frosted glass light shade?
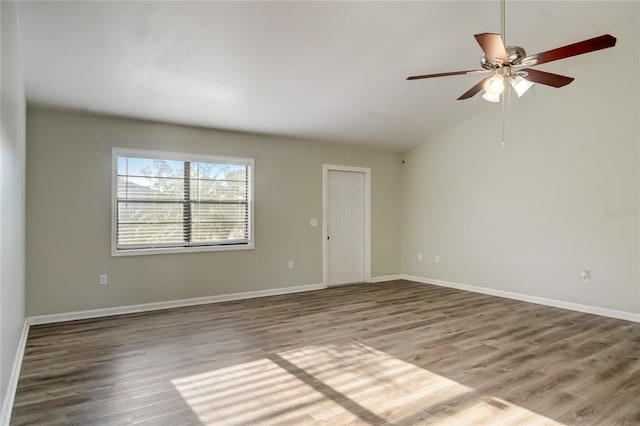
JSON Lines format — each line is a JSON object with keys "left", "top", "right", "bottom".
{"left": 510, "top": 76, "right": 534, "bottom": 97}
{"left": 483, "top": 74, "right": 505, "bottom": 95}
{"left": 482, "top": 91, "right": 501, "bottom": 102}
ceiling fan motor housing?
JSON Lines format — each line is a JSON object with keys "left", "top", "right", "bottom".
{"left": 481, "top": 45, "right": 527, "bottom": 69}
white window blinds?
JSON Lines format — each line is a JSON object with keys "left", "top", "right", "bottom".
{"left": 113, "top": 149, "right": 253, "bottom": 254}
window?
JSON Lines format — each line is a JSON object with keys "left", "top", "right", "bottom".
{"left": 112, "top": 148, "right": 253, "bottom": 256}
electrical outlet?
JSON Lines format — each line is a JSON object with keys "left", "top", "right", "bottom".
{"left": 435, "top": 256, "right": 440, "bottom": 264}
{"left": 418, "top": 253, "right": 423, "bottom": 262}
{"left": 100, "top": 274, "right": 108, "bottom": 285}
{"left": 288, "top": 261, "right": 294, "bottom": 270}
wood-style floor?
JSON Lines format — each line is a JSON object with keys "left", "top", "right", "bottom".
{"left": 11, "top": 280, "right": 640, "bottom": 425}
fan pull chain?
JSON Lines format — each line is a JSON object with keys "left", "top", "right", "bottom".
{"left": 503, "top": 80, "right": 511, "bottom": 147}
{"left": 501, "top": 0, "right": 507, "bottom": 147}
{"left": 501, "top": 92, "right": 506, "bottom": 147}
{"left": 508, "top": 82, "right": 512, "bottom": 130}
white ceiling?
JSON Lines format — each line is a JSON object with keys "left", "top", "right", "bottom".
{"left": 16, "top": 1, "right": 633, "bottom": 151}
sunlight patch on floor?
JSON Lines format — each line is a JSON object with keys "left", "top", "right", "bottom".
{"left": 171, "top": 341, "right": 565, "bottom": 425}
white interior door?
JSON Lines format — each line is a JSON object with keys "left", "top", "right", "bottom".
{"left": 327, "top": 170, "right": 365, "bottom": 286}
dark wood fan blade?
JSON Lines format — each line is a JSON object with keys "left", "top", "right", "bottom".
{"left": 457, "top": 77, "right": 491, "bottom": 100}
{"left": 406, "top": 69, "right": 485, "bottom": 80}
{"left": 474, "top": 33, "right": 508, "bottom": 63}
{"left": 523, "top": 34, "right": 616, "bottom": 66}
{"left": 521, "top": 68, "right": 574, "bottom": 87}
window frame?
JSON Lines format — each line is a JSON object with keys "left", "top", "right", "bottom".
{"left": 111, "top": 147, "right": 254, "bottom": 257}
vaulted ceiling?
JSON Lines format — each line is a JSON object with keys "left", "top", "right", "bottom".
{"left": 17, "top": 1, "right": 634, "bottom": 151}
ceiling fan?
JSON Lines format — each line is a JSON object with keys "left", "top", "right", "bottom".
{"left": 406, "top": 7, "right": 616, "bottom": 102}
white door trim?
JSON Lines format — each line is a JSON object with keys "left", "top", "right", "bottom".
{"left": 323, "top": 164, "right": 371, "bottom": 287}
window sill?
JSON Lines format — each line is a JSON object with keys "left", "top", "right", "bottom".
{"left": 111, "top": 243, "right": 254, "bottom": 257}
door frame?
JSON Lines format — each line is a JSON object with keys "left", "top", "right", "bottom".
{"left": 323, "top": 164, "right": 371, "bottom": 288}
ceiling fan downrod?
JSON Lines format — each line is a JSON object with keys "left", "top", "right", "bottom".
{"left": 501, "top": 0, "right": 506, "bottom": 44}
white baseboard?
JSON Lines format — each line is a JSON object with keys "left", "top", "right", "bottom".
{"left": 1, "top": 321, "right": 29, "bottom": 426}
{"left": 403, "top": 274, "right": 640, "bottom": 323}
{"left": 371, "top": 275, "right": 404, "bottom": 283}
{"left": 28, "top": 283, "right": 325, "bottom": 325}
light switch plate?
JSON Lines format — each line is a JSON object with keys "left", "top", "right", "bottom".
{"left": 310, "top": 218, "right": 318, "bottom": 227}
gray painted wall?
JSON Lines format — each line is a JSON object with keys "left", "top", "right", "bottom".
{"left": 21, "top": 0, "right": 640, "bottom": 336}
{"left": 401, "top": 1, "right": 639, "bottom": 314}
{"left": 26, "top": 109, "right": 402, "bottom": 316}
{"left": 0, "top": 0, "right": 26, "bottom": 411}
